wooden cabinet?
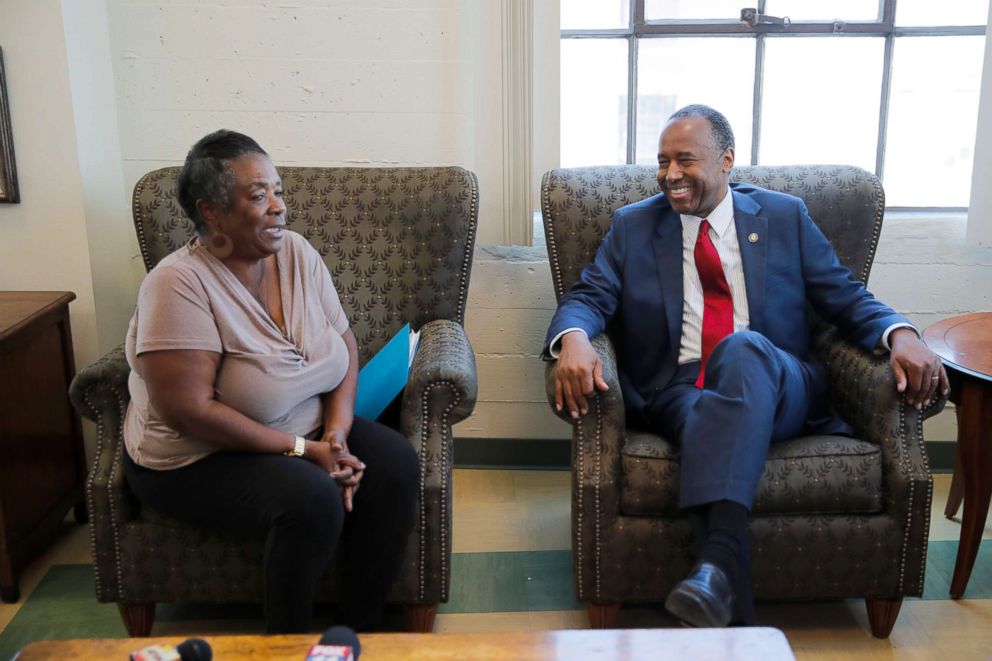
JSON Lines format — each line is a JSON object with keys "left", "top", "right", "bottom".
{"left": 0, "top": 291, "right": 86, "bottom": 602}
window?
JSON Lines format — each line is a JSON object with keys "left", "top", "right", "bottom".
{"left": 560, "top": 0, "right": 988, "bottom": 208}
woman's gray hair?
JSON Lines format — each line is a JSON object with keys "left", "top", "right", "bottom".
{"left": 176, "top": 130, "right": 268, "bottom": 233}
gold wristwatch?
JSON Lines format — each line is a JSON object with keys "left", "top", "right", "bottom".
{"left": 285, "top": 435, "right": 306, "bottom": 457}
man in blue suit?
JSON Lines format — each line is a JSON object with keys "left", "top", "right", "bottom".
{"left": 545, "top": 105, "right": 948, "bottom": 628}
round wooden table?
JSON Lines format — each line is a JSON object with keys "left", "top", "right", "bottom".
{"left": 923, "top": 312, "right": 992, "bottom": 599}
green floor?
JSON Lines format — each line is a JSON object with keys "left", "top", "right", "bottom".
{"left": 2, "top": 542, "right": 989, "bottom": 659}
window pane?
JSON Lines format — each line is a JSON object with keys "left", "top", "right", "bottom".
{"left": 645, "top": 0, "right": 743, "bottom": 21}
{"left": 896, "top": 0, "right": 989, "bottom": 26}
{"left": 764, "top": 1, "right": 879, "bottom": 21}
{"left": 636, "top": 38, "right": 755, "bottom": 165}
{"left": 885, "top": 36, "right": 984, "bottom": 207}
{"left": 561, "top": 0, "right": 629, "bottom": 30}
{"left": 560, "top": 39, "right": 629, "bottom": 167}
{"left": 760, "top": 37, "right": 883, "bottom": 171}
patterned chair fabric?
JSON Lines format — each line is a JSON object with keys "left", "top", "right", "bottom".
{"left": 70, "top": 166, "right": 479, "bottom": 635}
{"left": 541, "top": 164, "right": 945, "bottom": 636}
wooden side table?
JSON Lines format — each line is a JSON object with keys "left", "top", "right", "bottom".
{"left": 923, "top": 312, "right": 992, "bottom": 599}
{"left": 0, "top": 291, "right": 87, "bottom": 602}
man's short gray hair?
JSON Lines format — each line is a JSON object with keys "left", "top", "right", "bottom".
{"left": 668, "top": 104, "right": 735, "bottom": 153}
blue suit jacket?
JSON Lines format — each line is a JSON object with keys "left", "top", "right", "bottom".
{"left": 546, "top": 183, "right": 909, "bottom": 433}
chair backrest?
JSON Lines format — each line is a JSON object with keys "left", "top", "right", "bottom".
{"left": 132, "top": 166, "right": 479, "bottom": 363}
{"left": 541, "top": 164, "right": 884, "bottom": 300}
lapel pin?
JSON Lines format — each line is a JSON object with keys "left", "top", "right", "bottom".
{"left": 747, "top": 232, "right": 759, "bottom": 244}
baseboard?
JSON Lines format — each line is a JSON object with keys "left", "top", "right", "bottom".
{"left": 455, "top": 438, "right": 957, "bottom": 473}
{"left": 926, "top": 441, "right": 955, "bottom": 473}
{"left": 454, "top": 437, "right": 570, "bottom": 470}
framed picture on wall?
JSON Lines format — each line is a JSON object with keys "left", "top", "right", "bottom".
{"left": 0, "top": 47, "right": 19, "bottom": 204}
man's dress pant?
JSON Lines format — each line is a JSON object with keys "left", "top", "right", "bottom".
{"left": 646, "top": 330, "right": 817, "bottom": 510}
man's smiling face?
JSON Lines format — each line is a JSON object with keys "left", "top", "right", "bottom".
{"left": 657, "top": 116, "right": 735, "bottom": 218}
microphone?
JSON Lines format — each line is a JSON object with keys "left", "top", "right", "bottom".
{"left": 129, "top": 638, "right": 212, "bottom": 661}
{"left": 304, "top": 625, "right": 361, "bottom": 660}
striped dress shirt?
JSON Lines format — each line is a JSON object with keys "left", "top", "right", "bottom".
{"left": 677, "top": 186, "right": 749, "bottom": 364}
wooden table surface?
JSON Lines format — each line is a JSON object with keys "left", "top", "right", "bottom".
{"left": 14, "top": 627, "right": 795, "bottom": 660}
{"left": 924, "top": 312, "right": 992, "bottom": 382}
{"left": 0, "top": 291, "right": 76, "bottom": 343}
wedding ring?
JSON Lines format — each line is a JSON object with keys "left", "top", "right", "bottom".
{"left": 930, "top": 375, "right": 940, "bottom": 382}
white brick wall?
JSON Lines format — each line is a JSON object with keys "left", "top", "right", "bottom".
{"left": 106, "top": 0, "right": 474, "bottom": 215}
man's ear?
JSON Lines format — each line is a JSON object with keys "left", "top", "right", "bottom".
{"left": 722, "top": 147, "right": 735, "bottom": 173}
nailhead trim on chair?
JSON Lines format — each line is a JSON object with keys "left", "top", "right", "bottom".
{"left": 132, "top": 178, "right": 155, "bottom": 273}
{"left": 87, "top": 411, "right": 105, "bottom": 598}
{"left": 574, "top": 419, "right": 585, "bottom": 599}
{"left": 454, "top": 172, "right": 479, "bottom": 325}
{"left": 540, "top": 171, "right": 566, "bottom": 299}
{"left": 593, "top": 397, "right": 603, "bottom": 601}
{"left": 894, "top": 397, "right": 936, "bottom": 594}
{"left": 915, "top": 404, "right": 934, "bottom": 593}
{"left": 575, "top": 395, "right": 607, "bottom": 602}
{"left": 897, "top": 398, "right": 912, "bottom": 593}
{"left": 416, "top": 382, "right": 460, "bottom": 601}
{"left": 860, "top": 175, "right": 885, "bottom": 284}
{"left": 82, "top": 387, "right": 128, "bottom": 601}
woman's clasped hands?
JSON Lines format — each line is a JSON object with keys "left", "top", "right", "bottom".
{"left": 305, "top": 430, "right": 365, "bottom": 512}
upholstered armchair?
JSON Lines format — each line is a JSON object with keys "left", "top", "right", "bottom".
{"left": 541, "top": 165, "right": 945, "bottom": 638}
{"left": 69, "top": 166, "right": 478, "bottom": 636}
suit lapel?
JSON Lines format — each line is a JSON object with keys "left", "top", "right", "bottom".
{"left": 653, "top": 209, "right": 684, "bottom": 367}
{"left": 733, "top": 193, "right": 768, "bottom": 336}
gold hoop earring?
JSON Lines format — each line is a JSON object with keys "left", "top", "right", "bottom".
{"left": 207, "top": 231, "right": 233, "bottom": 259}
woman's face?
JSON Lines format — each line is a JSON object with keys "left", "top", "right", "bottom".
{"left": 205, "top": 153, "right": 287, "bottom": 261}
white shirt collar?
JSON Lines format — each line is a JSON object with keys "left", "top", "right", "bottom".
{"left": 681, "top": 185, "right": 734, "bottom": 237}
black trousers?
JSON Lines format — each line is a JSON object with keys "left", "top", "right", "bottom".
{"left": 123, "top": 416, "right": 419, "bottom": 634}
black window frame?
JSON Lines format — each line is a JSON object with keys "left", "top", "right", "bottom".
{"left": 560, "top": 0, "right": 987, "bottom": 211}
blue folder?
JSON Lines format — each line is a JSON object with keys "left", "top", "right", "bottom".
{"left": 355, "top": 323, "right": 419, "bottom": 420}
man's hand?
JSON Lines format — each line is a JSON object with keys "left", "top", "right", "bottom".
{"left": 889, "top": 327, "right": 949, "bottom": 410}
{"left": 554, "top": 331, "right": 609, "bottom": 418}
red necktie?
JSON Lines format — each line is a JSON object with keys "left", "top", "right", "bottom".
{"left": 694, "top": 219, "right": 734, "bottom": 388}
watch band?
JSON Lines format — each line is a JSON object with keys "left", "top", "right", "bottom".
{"left": 285, "top": 435, "right": 306, "bottom": 457}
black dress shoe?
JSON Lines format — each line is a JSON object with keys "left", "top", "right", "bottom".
{"left": 664, "top": 561, "right": 734, "bottom": 628}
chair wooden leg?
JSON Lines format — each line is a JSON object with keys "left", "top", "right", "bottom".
{"left": 404, "top": 604, "right": 437, "bottom": 633}
{"left": 865, "top": 597, "right": 902, "bottom": 639}
{"left": 586, "top": 602, "right": 620, "bottom": 629}
{"left": 118, "top": 602, "right": 156, "bottom": 637}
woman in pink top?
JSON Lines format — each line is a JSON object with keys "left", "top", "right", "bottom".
{"left": 122, "top": 130, "right": 418, "bottom": 634}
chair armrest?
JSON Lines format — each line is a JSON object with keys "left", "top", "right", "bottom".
{"left": 813, "top": 323, "right": 947, "bottom": 438}
{"left": 812, "top": 323, "right": 944, "bottom": 501}
{"left": 545, "top": 333, "right": 626, "bottom": 491}
{"left": 401, "top": 319, "right": 477, "bottom": 430}
{"left": 396, "top": 319, "right": 476, "bottom": 604}
{"left": 68, "top": 345, "right": 134, "bottom": 602}
{"left": 544, "top": 333, "right": 625, "bottom": 423}
{"left": 69, "top": 344, "right": 131, "bottom": 423}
